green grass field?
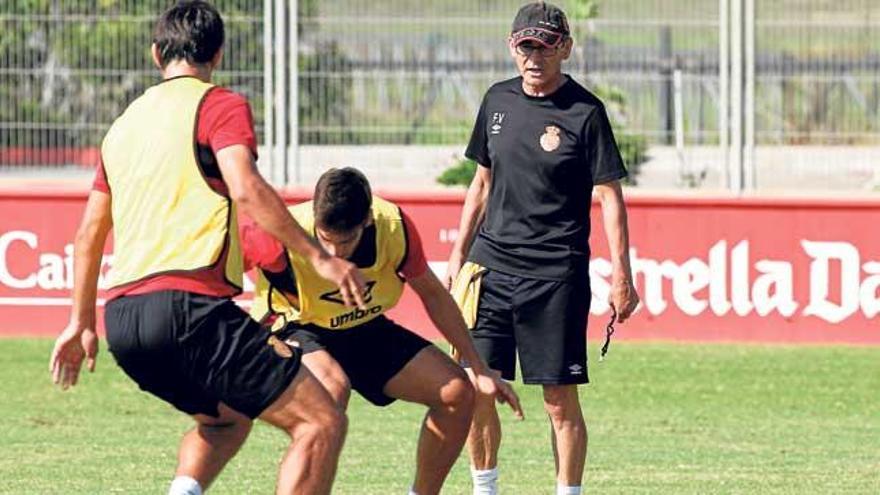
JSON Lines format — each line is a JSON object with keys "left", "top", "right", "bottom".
{"left": 2, "top": 339, "right": 878, "bottom": 494}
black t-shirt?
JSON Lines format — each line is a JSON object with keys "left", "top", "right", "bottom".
{"left": 465, "top": 75, "right": 627, "bottom": 280}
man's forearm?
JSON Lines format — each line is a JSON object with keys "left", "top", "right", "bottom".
{"left": 69, "top": 192, "right": 112, "bottom": 328}
{"left": 600, "top": 188, "right": 633, "bottom": 281}
{"left": 449, "top": 170, "right": 488, "bottom": 259}
{"left": 235, "top": 175, "right": 323, "bottom": 262}
{"left": 597, "top": 182, "right": 641, "bottom": 320}
{"left": 70, "top": 228, "right": 106, "bottom": 326}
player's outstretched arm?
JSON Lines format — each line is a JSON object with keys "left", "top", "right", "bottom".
{"left": 217, "top": 145, "right": 366, "bottom": 308}
{"left": 594, "top": 180, "right": 640, "bottom": 322}
{"left": 50, "top": 190, "right": 111, "bottom": 389}
{"left": 444, "top": 164, "right": 490, "bottom": 289}
{"left": 408, "top": 270, "right": 524, "bottom": 419}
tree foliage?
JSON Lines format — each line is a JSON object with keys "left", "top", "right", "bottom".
{"left": 0, "top": 1, "right": 265, "bottom": 153}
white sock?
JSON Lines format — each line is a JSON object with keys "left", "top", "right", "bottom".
{"left": 407, "top": 488, "right": 419, "bottom": 495}
{"left": 168, "top": 475, "right": 202, "bottom": 495}
{"left": 556, "top": 484, "right": 581, "bottom": 495}
{"left": 471, "top": 466, "right": 498, "bottom": 495}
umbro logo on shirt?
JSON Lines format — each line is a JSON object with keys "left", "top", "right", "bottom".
{"left": 491, "top": 112, "right": 505, "bottom": 135}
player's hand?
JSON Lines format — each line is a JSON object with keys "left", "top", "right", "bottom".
{"left": 49, "top": 321, "right": 99, "bottom": 390}
{"left": 313, "top": 254, "right": 367, "bottom": 308}
{"left": 443, "top": 253, "right": 464, "bottom": 290}
{"left": 469, "top": 367, "right": 524, "bottom": 420}
{"left": 609, "top": 278, "right": 639, "bottom": 323}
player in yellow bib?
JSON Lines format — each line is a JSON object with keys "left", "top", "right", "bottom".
{"left": 49, "top": 3, "right": 367, "bottom": 494}
{"left": 243, "top": 168, "right": 523, "bottom": 495}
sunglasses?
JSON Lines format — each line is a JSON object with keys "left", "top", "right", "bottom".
{"left": 514, "top": 41, "right": 563, "bottom": 57}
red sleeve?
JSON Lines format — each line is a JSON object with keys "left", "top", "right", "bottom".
{"left": 238, "top": 213, "right": 287, "bottom": 273}
{"left": 198, "top": 88, "right": 258, "bottom": 158}
{"left": 399, "top": 210, "right": 429, "bottom": 279}
{"left": 91, "top": 156, "right": 109, "bottom": 193}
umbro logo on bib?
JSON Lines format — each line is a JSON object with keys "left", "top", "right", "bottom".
{"left": 320, "top": 280, "right": 377, "bottom": 305}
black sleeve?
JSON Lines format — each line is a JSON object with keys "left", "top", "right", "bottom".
{"left": 584, "top": 104, "right": 628, "bottom": 185}
{"left": 464, "top": 94, "right": 491, "bottom": 168}
{"left": 262, "top": 261, "right": 298, "bottom": 298}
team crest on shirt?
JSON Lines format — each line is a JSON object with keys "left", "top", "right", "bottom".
{"left": 540, "top": 125, "right": 562, "bottom": 152}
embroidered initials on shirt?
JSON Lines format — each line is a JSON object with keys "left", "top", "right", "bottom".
{"left": 491, "top": 112, "right": 506, "bottom": 135}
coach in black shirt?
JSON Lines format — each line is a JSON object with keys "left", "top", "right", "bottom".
{"left": 445, "top": 3, "right": 640, "bottom": 494}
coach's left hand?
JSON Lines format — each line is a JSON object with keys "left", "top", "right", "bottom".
{"left": 610, "top": 278, "right": 640, "bottom": 323}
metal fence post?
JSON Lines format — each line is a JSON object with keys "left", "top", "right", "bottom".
{"left": 289, "top": 0, "right": 300, "bottom": 185}
{"left": 730, "top": 0, "right": 744, "bottom": 194}
{"left": 660, "top": 26, "right": 674, "bottom": 145}
{"left": 720, "top": 0, "right": 730, "bottom": 190}
{"left": 262, "top": 0, "right": 275, "bottom": 180}
{"left": 674, "top": 68, "right": 687, "bottom": 181}
{"left": 273, "top": 0, "right": 288, "bottom": 185}
{"left": 744, "top": 0, "right": 756, "bottom": 190}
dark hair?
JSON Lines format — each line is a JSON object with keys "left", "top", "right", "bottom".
{"left": 313, "top": 168, "right": 373, "bottom": 232}
{"left": 153, "top": 1, "right": 224, "bottom": 68}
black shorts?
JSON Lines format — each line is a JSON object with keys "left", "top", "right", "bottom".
{"left": 278, "top": 315, "right": 431, "bottom": 406}
{"left": 104, "top": 290, "right": 302, "bottom": 419}
{"left": 471, "top": 269, "right": 590, "bottom": 385}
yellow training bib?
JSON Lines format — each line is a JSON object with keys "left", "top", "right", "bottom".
{"left": 251, "top": 196, "right": 407, "bottom": 330}
{"left": 101, "top": 77, "right": 242, "bottom": 291}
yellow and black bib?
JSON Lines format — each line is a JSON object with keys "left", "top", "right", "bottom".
{"left": 251, "top": 196, "right": 407, "bottom": 330}
{"left": 101, "top": 77, "right": 242, "bottom": 290}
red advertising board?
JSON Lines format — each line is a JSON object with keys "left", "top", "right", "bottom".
{"left": 1, "top": 188, "right": 878, "bottom": 344}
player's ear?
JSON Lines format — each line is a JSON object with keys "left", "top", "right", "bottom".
{"left": 151, "top": 43, "right": 163, "bottom": 70}
{"left": 210, "top": 47, "right": 224, "bottom": 70}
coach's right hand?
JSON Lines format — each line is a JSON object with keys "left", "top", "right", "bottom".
{"left": 443, "top": 252, "right": 464, "bottom": 291}
{"left": 313, "top": 253, "right": 367, "bottom": 308}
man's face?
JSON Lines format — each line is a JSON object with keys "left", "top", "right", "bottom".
{"left": 508, "top": 37, "right": 572, "bottom": 88}
{"left": 315, "top": 219, "right": 369, "bottom": 260}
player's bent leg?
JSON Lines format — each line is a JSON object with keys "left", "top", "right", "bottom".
{"left": 259, "top": 366, "right": 348, "bottom": 495}
{"left": 383, "top": 346, "right": 475, "bottom": 495}
{"left": 543, "top": 384, "right": 587, "bottom": 489}
{"left": 302, "top": 349, "right": 352, "bottom": 410}
{"left": 172, "top": 403, "right": 252, "bottom": 494}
